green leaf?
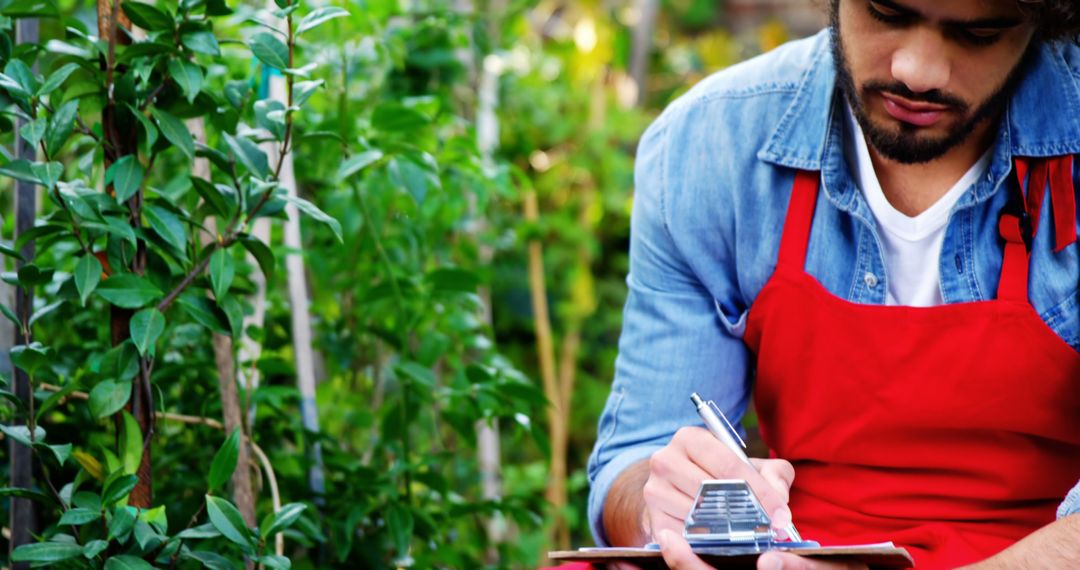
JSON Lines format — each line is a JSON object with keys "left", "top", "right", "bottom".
{"left": 181, "top": 30, "right": 220, "bottom": 56}
{"left": 191, "top": 177, "right": 233, "bottom": 217}
{"left": 140, "top": 504, "right": 168, "bottom": 533}
{"left": 75, "top": 254, "right": 103, "bottom": 306}
{"left": 133, "top": 519, "right": 163, "bottom": 550}
{"left": 1, "top": 303, "right": 21, "bottom": 328}
{"left": 184, "top": 550, "right": 232, "bottom": 569}
{"left": 0, "top": 486, "right": 51, "bottom": 503}
{"left": 28, "top": 300, "right": 62, "bottom": 327}
{"left": 292, "top": 79, "right": 323, "bottom": 107}
{"left": 207, "top": 427, "right": 240, "bottom": 492}
{"left": 386, "top": 503, "right": 413, "bottom": 557}
{"left": 168, "top": 59, "right": 203, "bottom": 103}
{"left": 45, "top": 99, "right": 79, "bottom": 157}
{"left": 336, "top": 149, "right": 383, "bottom": 182}
{"left": 130, "top": 308, "right": 164, "bottom": 357}
{"left": 101, "top": 341, "right": 141, "bottom": 382}
{"left": 121, "top": 2, "right": 173, "bottom": 31}
{"left": 2, "top": 59, "right": 37, "bottom": 97}
{"left": 257, "top": 555, "right": 291, "bottom": 570}
{"left": 0, "top": 158, "right": 42, "bottom": 184}
{"left": 296, "top": 6, "right": 348, "bottom": 36}
{"left": 209, "top": 248, "right": 234, "bottom": 300}
{"left": 16, "top": 263, "right": 53, "bottom": 287}
{"left": 254, "top": 99, "right": 286, "bottom": 141}
{"left": 1, "top": 0, "right": 59, "bottom": 17}
{"left": 223, "top": 133, "right": 269, "bottom": 178}
{"left": 59, "top": 507, "right": 100, "bottom": 526}
{"left": 96, "top": 273, "right": 162, "bottom": 309}
{"left": 204, "top": 0, "right": 231, "bottom": 16}
{"left": 102, "top": 473, "right": 138, "bottom": 506}
{"left": 19, "top": 117, "right": 46, "bottom": 149}
{"left": 0, "top": 424, "right": 46, "bottom": 446}
{"left": 395, "top": 361, "right": 435, "bottom": 388}
{"left": 106, "top": 155, "right": 144, "bottom": 203}
{"left": 238, "top": 234, "right": 274, "bottom": 280}
{"left": 11, "top": 542, "right": 83, "bottom": 563}
{"left": 11, "top": 342, "right": 49, "bottom": 375}
{"left": 284, "top": 194, "right": 342, "bottom": 243}
{"left": 119, "top": 410, "right": 144, "bottom": 474}
{"left": 150, "top": 107, "right": 194, "bottom": 160}
{"left": 30, "top": 161, "right": 62, "bottom": 190}
{"left": 82, "top": 539, "right": 108, "bottom": 559}
{"left": 89, "top": 379, "right": 132, "bottom": 419}
{"left": 248, "top": 31, "right": 288, "bottom": 70}
{"left": 143, "top": 204, "right": 187, "bottom": 251}
{"left": 259, "top": 502, "right": 306, "bottom": 539}
{"left": 108, "top": 505, "right": 137, "bottom": 540}
{"left": 177, "top": 293, "right": 229, "bottom": 334}
{"left": 126, "top": 103, "right": 158, "bottom": 157}
{"left": 221, "top": 295, "right": 243, "bottom": 338}
{"left": 37, "top": 62, "right": 80, "bottom": 96}
{"left": 205, "top": 495, "right": 255, "bottom": 548}
{"left": 35, "top": 442, "right": 72, "bottom": 466}
{"left": 0, "top": 242, "right": 25, "bottom": 261}
{"left": 176, "top": 522, "right": 220, "bottom": 539}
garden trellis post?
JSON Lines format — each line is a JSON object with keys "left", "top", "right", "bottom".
{"left": 266, "top": 59, "right": 326, "bottom": 501}
{"left": 630, "top": 0, "right": 658, "bottom": 106}
{"left": 8, "top": 15, "right": 39, "bottom": 564}
{"left": 189, "top": 117, "right": 258, "bottom": 530}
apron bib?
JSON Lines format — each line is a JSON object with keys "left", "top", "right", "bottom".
{"left": 743, "top": 161, "right": 1080, "bottom": 568}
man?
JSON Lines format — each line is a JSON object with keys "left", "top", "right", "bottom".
{"left": 587, "top": 0, "right": 1080, "bottom": 568}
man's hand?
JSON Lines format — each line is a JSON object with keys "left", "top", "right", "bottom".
{"left": 643, "top": 426, "right": 796, "bottom": 541}
{"left": 657, "top": 529, "right": 868, "bottom": 570}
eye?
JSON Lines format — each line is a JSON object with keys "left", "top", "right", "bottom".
{"left": 956, "top": 27, "right": 1003, "bottom": 46}
{"left": 867, "top": 1, "right": 914, "bottom": 25}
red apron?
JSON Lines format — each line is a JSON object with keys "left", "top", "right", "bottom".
{"left": 744, "top": 159, "right": 1080, "bottom": 568}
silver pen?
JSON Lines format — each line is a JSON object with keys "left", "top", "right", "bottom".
{"left": 690, "top": 392, "right": 803, "bottom": 542}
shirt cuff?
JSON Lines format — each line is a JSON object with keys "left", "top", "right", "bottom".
{"left": 1057, "top": 480, "right": 1080, "bottom": 519}
{"left": 587, "top": 444, "right": 665, "bottom": 547}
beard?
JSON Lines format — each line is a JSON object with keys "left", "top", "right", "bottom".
{"left": 829, "top": 6, "right": 1033, "bottom": 165}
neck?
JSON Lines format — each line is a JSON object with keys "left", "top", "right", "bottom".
{"left": 870, "top": 121, "right": 997, "bottom": 217}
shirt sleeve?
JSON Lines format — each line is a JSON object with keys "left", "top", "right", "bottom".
{"left": 1058, "top": 479, "right": 1080, "bottom": 519}
{"left": 585, "top": 112, "right": 752, "bottom": 546}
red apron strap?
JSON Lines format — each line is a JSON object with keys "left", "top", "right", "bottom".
{"left": 777, "top": 170, "right": 820, "bottom": 271}
{"left": 997, "top": 213, "right": 1030, "bottom": 302}
{"left": 997, "top": 158, "right": 1037, "bottom": 302}
{"left": 1014, "top": 157, "right": 1030, "bottom": 194}
{"left": 1049, "top": 155, "right": 1077, "bottom": 252}
{"left": 1025, "top": 160, "right": 1049, "bottom": 237}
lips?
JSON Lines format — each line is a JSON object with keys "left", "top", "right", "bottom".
{"left": 880, "top": 93, "right": 949, "bottom": 127}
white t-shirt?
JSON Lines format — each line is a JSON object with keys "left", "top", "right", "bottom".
{"left": 844, "top": 107, "right": 992, "bottom": 307}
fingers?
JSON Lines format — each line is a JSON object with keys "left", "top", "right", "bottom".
{"left": 657, "top": 529, "right": 714, "bottom": 570}
{"left": 757, "top": 552, "right": 869, "bottom": 570}
{"left": 672, "top": 428, "right": 794, "bottom": 529}
{"left": 644, "top": 427, "right": 799, "bottom": 540}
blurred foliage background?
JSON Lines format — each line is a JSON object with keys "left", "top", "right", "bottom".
{"left": 0, "top": 0, "right": 823, "bottom": 567}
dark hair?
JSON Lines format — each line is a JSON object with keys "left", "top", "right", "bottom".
{"left": 1019, "top": 0, "right": 1080, "bottom": 43}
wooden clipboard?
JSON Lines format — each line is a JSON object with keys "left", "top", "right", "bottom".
{"left": 547, "top": 544, "right": 914, "bottom": 569}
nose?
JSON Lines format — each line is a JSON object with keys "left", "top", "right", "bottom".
{"left": 891, "top": 29, "right": 950, "bottom": 94}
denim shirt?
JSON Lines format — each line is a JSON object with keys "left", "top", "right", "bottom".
{"left": 587, "top": 29, "right": 1080, "bottom": 545}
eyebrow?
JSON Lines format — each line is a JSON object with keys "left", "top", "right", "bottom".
{"left": 871, "top": 0, "right": 1026, "bottom": 28}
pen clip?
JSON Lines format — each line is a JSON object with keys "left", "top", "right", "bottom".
{"left": 708, "top": 399, "right": 746, "bottom": 449}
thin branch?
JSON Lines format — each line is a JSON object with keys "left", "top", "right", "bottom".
{"left": 155, "top": 244, "right": 217, "bottom": 312}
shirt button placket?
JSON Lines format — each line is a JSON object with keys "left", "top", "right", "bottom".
{"left": 864, "top": 272, "right": 879, "bottom": 289}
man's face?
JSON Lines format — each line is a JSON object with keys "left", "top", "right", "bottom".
{"left": 833, "top": 0, "right": 1037, "bottom": 164}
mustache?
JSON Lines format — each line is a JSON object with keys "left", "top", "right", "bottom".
{"left": 863, "top": 80, "right": 968, "bottom": 111}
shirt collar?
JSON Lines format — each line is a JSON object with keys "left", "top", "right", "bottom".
{"left": 758, "top": 32, "right": 1080, "bottom": 171}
